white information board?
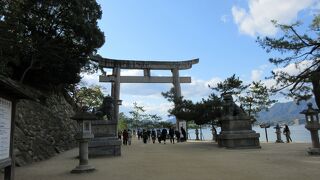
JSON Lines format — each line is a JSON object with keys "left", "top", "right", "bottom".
{"left": 0, "top": 97, "right": 12, "bottom": 161}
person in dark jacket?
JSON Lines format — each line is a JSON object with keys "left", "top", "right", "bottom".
{"left": 175, "top": 129, "right": 181, "bottom": 143}
{"left": 283, "top": 124, "right": 292, "bottom": 143}
{"left": 122, "top": 130, "right": 128, "bottom": 145}
{"left": 157, "top": 129, "right": 162, "bottom": 143}
{"left": 118, "top": 131, "right": 122, "bottom": 140}
{"left": 142, "top": 129, "right": 148, "bottom": 144}
{"left": 151, "top": 129, "right": 156, "bottom": 144}
{"left": 181, "top": 127, "right": 187, "bottom": 142}
{"left": 169, "top": 127, "right": 175, "bottom": 144}
{"left": 161, "top": 128, "right": 168, "bottom": 144}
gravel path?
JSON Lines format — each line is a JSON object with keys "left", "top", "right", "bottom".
{"left": 1, "top": 139, "right": 320, "bottom": 180}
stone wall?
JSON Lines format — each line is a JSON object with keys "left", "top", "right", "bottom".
{"left": 14, "top": 92, "right": 77, "bottom": 166}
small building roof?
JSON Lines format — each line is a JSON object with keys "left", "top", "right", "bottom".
{"left": 0, "top": 75, "right": 34, "bottom": 100}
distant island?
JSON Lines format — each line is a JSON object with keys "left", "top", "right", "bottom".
{"left": 257, "top": 98, "right": 316, "bottom": 125}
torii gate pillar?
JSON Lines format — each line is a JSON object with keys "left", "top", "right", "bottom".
{"left": 171, "top": 68, "right": 182, "bottom": 129}
{"left": 111, "top": 67, "right": 121, "bottom": 129}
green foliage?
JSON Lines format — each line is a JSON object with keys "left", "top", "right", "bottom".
{"left": 118, "top": 112, "right": 130, "bottom": 131}
{"left": 210, "top": 74, "right": 249, "bottom": 96}
{"left": 239, "top": 81, "right": 277, "bottom": 117}
{"left": 129, "top": 102, "right": 146, "bottom": 129}
{"left": 127, "top": 102, "right": 164, "bottom": 129}
{"left": 162, "top": 75, "right": 276, "bottom": 126}
{"left": 70, "top": 85, "right": 104, "bottom": 111}
{"left": 257, "top": 15, "right": 320, "bottom": 108}
{"left": 162, "top": 88, "right": 222, "bottom": 125}
{"left": 161, "top": 87, "right": 176, "bottom": 102}
{"left": 0, "top": 0, "right": 104, "bottom": 87}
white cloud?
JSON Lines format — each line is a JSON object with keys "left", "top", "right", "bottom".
{"left": 251, "top": 69, "right": 263, "bottom": 81}
{"left": 273, "top": 60, "right": 313, "bottom": 75}
{"left": 120, "top": 95, "right": 173, "bottom": 120}
{"left": 232, "top": 0, "right": 314, "bottom": 36}
{"left": 81, "top": 73, "right": 99, "bottom": 85}
{"left": 181, "top": 77, "right": 222, "bottom": 100}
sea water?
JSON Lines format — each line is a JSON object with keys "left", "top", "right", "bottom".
{"left": 188, "top": 124, "right": 320, "bottom": 143}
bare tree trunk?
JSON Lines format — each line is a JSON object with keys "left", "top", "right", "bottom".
{"left": 311, "top": 70, "right": 320, "bottom": 109}
{"left": 20, "top": 56, "right": 34, "bottom": 83}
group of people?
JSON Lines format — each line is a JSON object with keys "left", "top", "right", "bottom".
{"left": 118, "top": 127, "right": 187, "bottom": 145}
{"left": 118, "top": 129, "right": 133, "bottom": 145}
{"left": 141, "top": 127, "right": 187, "bottom": 144}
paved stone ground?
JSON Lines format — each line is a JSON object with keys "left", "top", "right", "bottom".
{"left": 1, "top": 139, "right": 320, "bottom": 180}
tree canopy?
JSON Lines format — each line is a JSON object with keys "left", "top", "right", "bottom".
{"left": 257, "top": 15, "right": 320, "bottom": 108}
{"left": 0, "top": 0, "right": 104, "bottom": 88}
{"left": 162, "top": 74, "right": 276, "bottom": 125}
{"left": 69, "top": 85, "right": 104, "bottom": 111}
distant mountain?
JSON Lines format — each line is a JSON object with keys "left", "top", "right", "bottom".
{"left": 257, "top": 98, "right": 316, "bottom": 125}
{"left": 166, "top": 117, "right": 176, "bottom": 124}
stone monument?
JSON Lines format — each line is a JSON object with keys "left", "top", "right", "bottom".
{"left": 70, "top": 108, "right": 95, "bottom": 173}
{"left": 88, "top": 96, "right": 121, "bottom": 156}
{"left": 274, "top": 124, "right": 284, "bottom": 143}
{"left": 217, "top": 93, "right": 260, "bottom": 149}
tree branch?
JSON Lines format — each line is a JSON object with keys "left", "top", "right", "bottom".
{"left": 289, "top": 26, "right": 311, "bottom": 46}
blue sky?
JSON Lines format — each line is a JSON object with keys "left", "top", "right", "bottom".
{"left": 83, "top": 0, "right": 320, "bottom": 120}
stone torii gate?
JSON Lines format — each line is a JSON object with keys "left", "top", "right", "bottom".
{"left": 88, "top": 56, "right": 198, "bottom": 156}
{"left": 93, "top": 56, "right": 198, "bottom": 130}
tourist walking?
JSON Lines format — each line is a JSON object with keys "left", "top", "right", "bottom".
{"left": 169, "top": 127, "right": 175, "bottom": 144}
{"left": 181, "top": 127, "right": 187, "bottom": 142}
{"left": 122, "top": 129, "right": 128, "bottom": 145}
{"left": 161, "top": 128, "right": 168, "bottom": 144}
{"left": 175, "top": 129, "right": 181, "bottom": 143}
{"left": 137, "top": 129, "right": 142, "bottom": 140}
{"left": 118, "top": 131, "right": 122, "bottom": 140}
{"left": 283, "top": 124, "right": 292, "bottom": 143}
{"left": 142, "top": 129, "right": 148, "bottom": 144}
{"left": 128, "top": 129, "right": 132, "bottom": 145}
{"left": 147, "top": 129, "right": 151, "bottom": 142}
{"left": 151, "top": 129, "right": 156, "bottom": 144}
{"left": 157, "top": 129, "right": 162, "bottom": 143}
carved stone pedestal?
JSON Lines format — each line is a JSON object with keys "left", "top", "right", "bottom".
{"left": 218, "top": 115, "right": 260, "bottom": 149}
{"left": 89, "top": 120, "right": 121, "bottom": 156}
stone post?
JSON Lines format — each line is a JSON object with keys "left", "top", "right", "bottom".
{"left": 301, "top": 103, "right": 320, "bottom": 155}
{"left": 274, "top": 124, "right": 284, "bottom": 143}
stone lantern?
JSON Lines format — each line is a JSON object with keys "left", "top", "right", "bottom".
{"left": 70, "top": 108, "right": 96, "bottom": 173}
{"left": 274, "top": 124, "right": 284, "bottom": 143}
{"left": 300, "top": 103, "right": 320, "bottom": 155}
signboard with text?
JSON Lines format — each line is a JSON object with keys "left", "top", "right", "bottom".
{"left": 0, "top": 97, "right": 12, "bottom": 161}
